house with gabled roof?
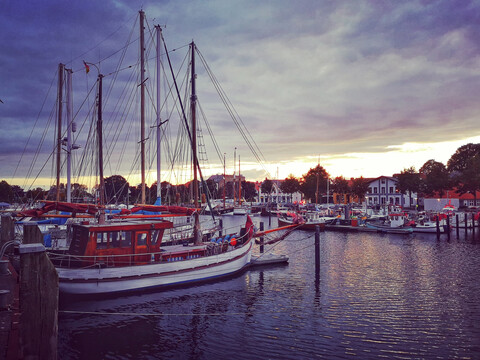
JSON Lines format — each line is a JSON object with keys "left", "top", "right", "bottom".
{"left": 365, "top": 176, "right": 417, "bottom": 208}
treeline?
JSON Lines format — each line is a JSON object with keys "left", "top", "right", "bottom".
{"left": 1, "top": 143, "right": 479, "bottom": 205}
{"left": 260, "top": 143, "right": 480, "bottom": 204}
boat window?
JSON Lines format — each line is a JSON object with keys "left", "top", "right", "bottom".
{"left": 111, "top": 232, "right": 120, "bottom": 247}
{"left": 120, "top": 231, "right": 132, "bottom": 247}
{"left": 96, "top": 232, "right": 108, "bottom": 249}
{"left": 137, "top": 232, "right": 147, "bottom": 246}
{"left": 151, "top": 230, "right": 160, "bottom": 245}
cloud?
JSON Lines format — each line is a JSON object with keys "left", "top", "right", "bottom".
{"left": 1, "top": 0, "right": 480, "bottom": 188}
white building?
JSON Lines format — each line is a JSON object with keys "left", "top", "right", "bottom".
{"left": 365, "top": 176, "right": 417, "bottom": 208}
{"left": 256, "top": 180, "right": 302, "bottom": 204}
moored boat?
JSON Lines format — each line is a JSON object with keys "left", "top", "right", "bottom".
{"left": 278, "top": 211, "right": 327, "bottom": 231}
{"left": 365, "top": 222, "right": 413, "bottom": 234}
{"left": 48, "top": 215, "right": 255, "bottom": 295}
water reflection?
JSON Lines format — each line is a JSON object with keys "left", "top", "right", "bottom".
{"left": 59, "top": 216, "right": 480, "bottom": 359}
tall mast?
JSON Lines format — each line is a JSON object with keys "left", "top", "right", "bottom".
{"left": 191, "top": 41, "right": 199, "bottom": 208}
{"left": 190, "top": 41, "right": 201, "bottom": 245}
{"left": 97, "top": 74, "right": 105, "bottom": 224}
{"left": 223, "top": 153, "right": 226, "bottom": 210}
{"left": 233, "top": 147, "right": 236, "bottom": 204}
{"left": 155, "top": 25, "right": 162, "bottom": 205}
{"left": 66, "top": 68, "right": 73, "bottom": 202}
{"left": 140, "top": 10, "right": 146, "bottom": 204}
{"left": 56, "top": 63, "right": 64, "bottom": 202}
{"left": 239, "top": 155, "right": 241, "bottom": 206}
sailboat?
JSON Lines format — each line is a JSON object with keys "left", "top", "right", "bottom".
{"left": 17, "top": 11, "right": 257, "bottom": 296}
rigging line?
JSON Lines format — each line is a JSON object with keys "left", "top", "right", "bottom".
{"left": 197, "top": 101, "right": 223, "bottom": 164}
{"left": 196, "top": 48, "right": 270, "bottom": 177}
{"left": 24, "top": 95, "right": 58, "bottom": 191}
{"left": 67, "top": 12, "right": 138, "bottom": 68}
{"left": 14, "top": 69, "right": 57, "bottom": 179}
{"left": 103, "top": 20, "right": 137, "bottom": 120}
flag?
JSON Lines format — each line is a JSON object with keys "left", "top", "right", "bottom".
{"left": 83, "top": 60, "right": 90, "bottom": 74}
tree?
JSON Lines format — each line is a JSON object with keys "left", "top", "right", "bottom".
{"left": 0, "top": 180, "right": 13, "bottom": 202}
{"left": 300, "top": 165, "right": 329, "bottom": 203}
{"left": 419, "top": 159, "right": 450, "bottom": 196}
{"left": 395, "top": 167, "right": 421, "bottom": 207}
{"left": 242, "top": 181, "right": 257, "bottom": 202}
{"left": 447, "top": 143, "right": 480, "bottom": 173}
{"left": 447, "top": 144, "right": 480, "bottom": 205}
{"left": 455, "top": 155, "right": 480, "bottom": 205}
{"left": 331, "top": 176, "right": 350, "bottom": 204}
{"left": 104, "top": 175, "right": 129, "bottom": 204}
{"left": 351, "top": 177, "right": 370, "bottom": 204}
{"left": 261, "top": 178, "right": 273, "bottom": 195}
{"left": 280, "top": 175, "right": 300, "bottom": 194}
{"left": 71, "top": 183, "right": 89, "bottom": 201}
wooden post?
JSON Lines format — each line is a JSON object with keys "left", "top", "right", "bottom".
{"left": 260, "top": 222, "right": 264, "bottom": 253}
{"left": 465, "top": 213, "right": 468, "bottom": 233}
{"left": 436, "top": 216, "right": 440, "bottom": 239}
{"left": 472, "top": 213, "right": 475, "bottom": 236}
{"left": 456, "top": 214, "right": 459, "bottom": 237}
{"left": 218, "top": 218, "right": 223, "bottom": 237}
{"left": 446, "top": 215, "right": 450, "bottom": 241}
{"left": 20, "top": 225, "right": 58, "bottom": 359}
{"left": 1, "top": 215, "right": 14, "bottom": 246}
{"left": 315, "top": 225, "right": 320, "bottom": 277}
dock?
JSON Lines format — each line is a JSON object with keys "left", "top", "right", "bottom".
{"left": 325, "top": 224, "right": 378, "bottom": 233}
{"left": 250, "top": 253, "right": 289, "bottom": 267}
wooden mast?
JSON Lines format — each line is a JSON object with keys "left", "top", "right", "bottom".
{"left": 56, "top": 63, "right": 64, "bottom": 202}
{"left": 190, "top": 41, "right": 201, "bottom": 244}
{"left": 239, "top": 155, "right": 242, "bottom": 205}
{"left": 155, "top": 24, "right": 162, "bottom": 204}
{"left": 140, "top": 10, "right": 146, "bottom": 204}
{"left": 66, "top": 68, "right": 73, "bottom": 202}
{"left": 223, "top": 153, "right": 226, "bottom": 211}
{"left": 98, "top": 73, "right": 105, "bottom": 224}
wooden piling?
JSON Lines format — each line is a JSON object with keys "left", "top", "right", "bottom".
{"left": 465, "top": 213, "right": 468, "bottom": 233}
{"left": 315, "top": 225, "right": 320, "bottom": 277}
{"left": 446, "top": 215, "right": 450, "bottom": 241}
{"left": 260, "top": 222, "right": 264, "bottom": 253}
{"left": 19, "top": 224, "right": 58, "bottom": 360}
{"left": 1, "top": 215, "right": 14, "bottom": 246}
{"left": 456, "top": 214, "right": 460, "bottom": 237}
{"left": 472, "top": 213, "right": 475, "bottom": 236}
{"left": 436, "top": 216, "right": 440, "bottom": 239}
{"left": 218, "top": 218, "right": 223, "bottom": 237}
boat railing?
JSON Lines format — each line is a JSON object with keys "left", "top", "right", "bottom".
{"left": 47, "top": 246, "right": 212, "bottom": 269}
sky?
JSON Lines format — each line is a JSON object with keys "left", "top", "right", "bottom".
{"left": 1, "top": 0, "right": 480, "bottom": 190}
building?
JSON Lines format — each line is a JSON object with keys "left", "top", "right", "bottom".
{"left": 256, "top": 180, "right": 302, "bottom": 205}
{"left": 423, "top": 189, "right": 480, "bottom": 211}
{"left": 365, "top": 176, "right": 417, "bottom": 208}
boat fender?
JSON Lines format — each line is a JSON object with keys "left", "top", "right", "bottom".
{"left": 230, "top": 237, "right": 237, "bottom": 246}
{"left": 151, "top": 253, "right": 155, "bottom": 262}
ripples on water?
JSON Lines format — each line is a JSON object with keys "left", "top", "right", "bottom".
{"left": 58, "top": 217, "right": 480, "bottom": 359}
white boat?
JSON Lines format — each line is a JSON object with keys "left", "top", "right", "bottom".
{"left": 48, "top": 215, "right": 255, "bottom": 295}
{"left": 365, "top": 222, "right": 413, "bottom": 234}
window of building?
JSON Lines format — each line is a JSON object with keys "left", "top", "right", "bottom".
{"left": 374, "top": 187, "right": 378, "bottom": 194}
{"left": 389, "top": 187, "right": 393, "bottom": 193}
{"left": 381, "top": 187, "right": 385, "bottom": 193}
{"left": 381, "top": 179, "right": 385, "bottom": 184}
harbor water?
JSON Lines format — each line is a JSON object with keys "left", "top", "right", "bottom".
{"left": 58, "top": 216, "right": 480, "bottom": 359}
